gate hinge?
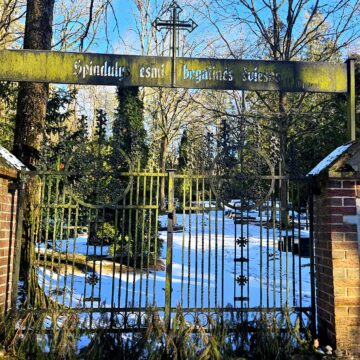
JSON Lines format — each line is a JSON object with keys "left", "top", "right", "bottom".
{"left": 8, "top": 181, "right": 24, "bottom": 191}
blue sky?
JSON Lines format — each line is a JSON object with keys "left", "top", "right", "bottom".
{"left": 72, "top": 1, "right": 201, "bottom": 56}
{"left": 81, "top": 0, "right": 359, "bottom": 61}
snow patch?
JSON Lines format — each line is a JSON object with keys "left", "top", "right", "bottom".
{"left": 0, "top": 145, "right": 27, "bottom": 171}
{"left": 38, "top": 210, "right": 312, "bottom": 310}
{"left": 308, "top": 143, "right": 352, "bottom": 176}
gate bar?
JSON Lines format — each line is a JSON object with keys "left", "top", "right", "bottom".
{"left": 10, "top": 168, "right": 26, "bottom": 309}
{"left": 165, "top": 169, "right": 175, "bottom": 330}
{"left": 309, "top": 177, "right": 317, "bottom": 334}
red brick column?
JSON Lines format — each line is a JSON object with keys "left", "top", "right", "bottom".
{"left": 0, "top": 164, "right": 20, "bottom": 312}
{"left": 314, "top": 177, "right": 360, "bottom": 357}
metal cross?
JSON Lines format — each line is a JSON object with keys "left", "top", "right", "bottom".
{"left": 152, "top": 1, "right": 197, "bottom": 86}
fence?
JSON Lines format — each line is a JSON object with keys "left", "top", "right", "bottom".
{"left": 26, "top": 164, "right": 315, "bottom": 332}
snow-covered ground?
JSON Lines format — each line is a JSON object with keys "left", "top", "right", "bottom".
{"left": 38, "top": 210, "right": 312, "bottom": 317}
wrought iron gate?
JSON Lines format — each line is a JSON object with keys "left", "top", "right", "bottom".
{"left": 28, "top": 155, "right": 315, "bottom": 331}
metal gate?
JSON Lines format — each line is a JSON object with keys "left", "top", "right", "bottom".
{"left": 27, "top": 151, "right": 315, "bottom": 331}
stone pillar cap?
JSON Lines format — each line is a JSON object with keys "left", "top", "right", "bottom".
{"left": 308, "top": 140, "right": 360, "bottom": 178}
{"left": 0, "top": 146, "right": 28, "bottom": 179}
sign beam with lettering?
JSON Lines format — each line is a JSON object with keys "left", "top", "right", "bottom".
{"left": 0, "top": 49, "right": 348, "bottom": 94}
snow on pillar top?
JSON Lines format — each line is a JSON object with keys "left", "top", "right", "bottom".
{"left": 0, "top": 145, "right": 27, "bottom": 178}
{"left": 308, "top": 140, "right": 360, "bottom": 177}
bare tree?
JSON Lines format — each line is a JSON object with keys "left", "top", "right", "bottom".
{"left": 52, "top": 0, "right": 122, "bottom": 51}
{"left": 0, "top": 0, "right": 26, "bottom": 48}
{"left": 192, "top": 0, "right": 359, "bottom": 135}
{"left": 187, "top": 0, "right": 359, "bottom": 225}
{"left": 127, "top": 0, "right": 213, "bottom": 209}
{"left": 191, "top": 0, "right": 359, "bottom": 158}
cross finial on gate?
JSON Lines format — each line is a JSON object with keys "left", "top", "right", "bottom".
{"left": 152, "top": 1, "right": 197, "bottom": 86}
{"left": 152, "top": 1, "right": 197, "bottom": 34}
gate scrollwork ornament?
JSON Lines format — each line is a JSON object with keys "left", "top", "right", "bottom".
{"left": 210, "top": 146, "right": 275, "bottom": 211}
{"left": 62, "top": 143, "right": 133, "bottom": 207}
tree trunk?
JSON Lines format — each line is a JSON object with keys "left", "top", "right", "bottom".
{"left": 12, "top": 0, "right": 55, "bottom": 307}
{"left": 13, "top": 0, "right": 55, "bottom": 167}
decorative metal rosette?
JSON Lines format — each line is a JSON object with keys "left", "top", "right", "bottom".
{"left": 236, "top": 236, "right": 248, "bottom": 247}
{"left": 210, "top": 146, "right": 275, "bottom": 211}
{"left": 236, "top": 275, "right": 248, "bottom": 286}
{"left": 86, "top": 272, "right": 99, "bottom": 286}
{"left": 62, "top": 143, "right": 133, "bottom": 206}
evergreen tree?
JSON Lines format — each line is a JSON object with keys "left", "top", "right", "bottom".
{"left": 177, "top": 129, "right": 189, "bottom": 171}
{"left": 113, "top": 87, "right": 147, "bottom": 166}
{"left": 42, "top": 88, "right": 82, "bottom": 167}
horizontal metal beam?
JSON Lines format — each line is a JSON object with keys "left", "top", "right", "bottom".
{"left": 20, "top": 306, "right": 313, "bottom": 314}
{"left": 0, "top": 49, "right": 348, "bottom": 93}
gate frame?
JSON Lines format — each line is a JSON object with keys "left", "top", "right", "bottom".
{"left": 2, "top": 45, "right": 356, "bottom": 336}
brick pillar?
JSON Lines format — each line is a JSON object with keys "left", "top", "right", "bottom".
{"left": 314, "top": 177, "right": 360, "bottom": 357}
{"left": 0, "top": 164, "right": 20, "bottom": 313}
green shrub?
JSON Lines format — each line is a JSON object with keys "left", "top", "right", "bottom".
{"left": 0, "top": 308, "right": 316, "bottom": 360}
{"left": 0, "top": 309, "right": 79, "bottom": 360}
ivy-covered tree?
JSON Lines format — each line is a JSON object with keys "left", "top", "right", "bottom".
{"left": 113, "top": 87, "right": 148, "bottom": 167}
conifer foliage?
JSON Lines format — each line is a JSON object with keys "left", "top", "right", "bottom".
{"left": 113, "top": 87, "right": 148, "bottom": 165}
